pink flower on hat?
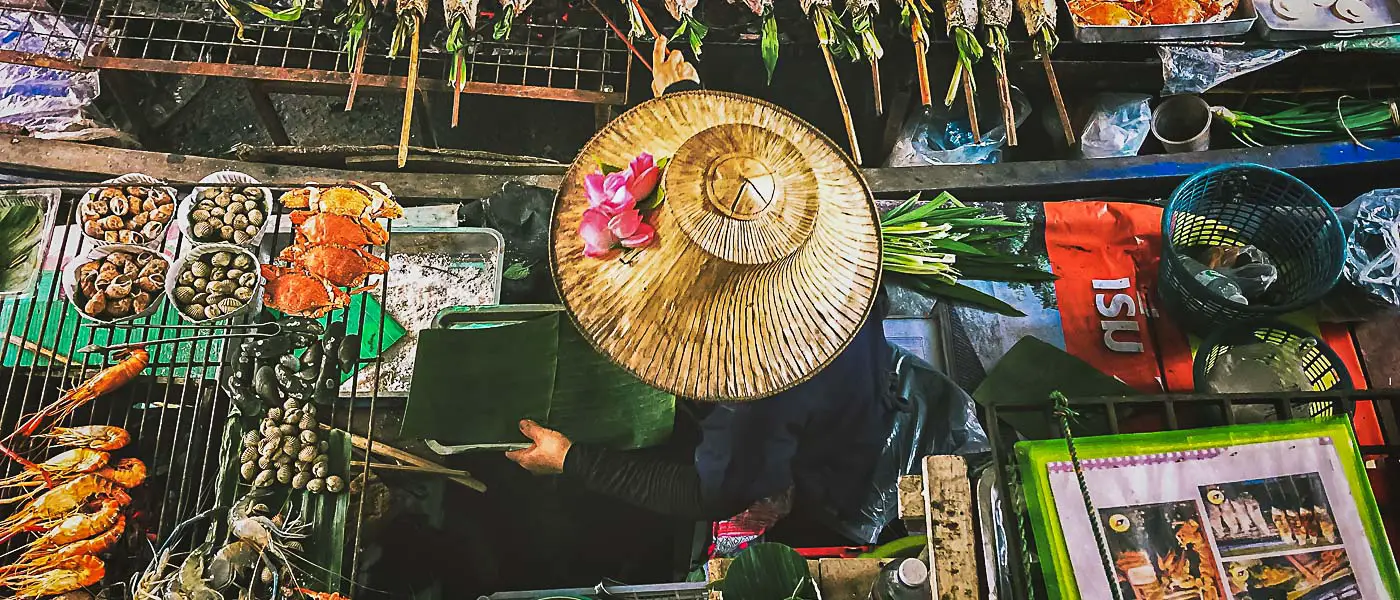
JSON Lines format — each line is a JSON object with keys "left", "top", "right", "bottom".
{"left": 577, "top": 153, "right": 662, "bottom": 258}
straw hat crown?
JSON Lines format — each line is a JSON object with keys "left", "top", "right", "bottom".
{"left": 551, "top": 91, "right": 881, "bottom": 401}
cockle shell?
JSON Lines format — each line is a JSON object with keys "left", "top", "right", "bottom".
{"left": 192, "top": 221, "right": 216, "bottom": 240}
{"left": 204, "top": 304, "right": 224, "bottom": 320}
{"left": 233, "top": 254, "right": 253, "bottom": 269}
{"left": 173, "top": 286, "right": 198, "bottom": 305}
{"left": 189, "top": 262, "right": 212, "bottom": 278}
{"left": 217, "top": 298, "right": 245, "bottom": 313}
{"left": 220, "top": 226, "right": 236, "bottom": 241}
{"left": 212, "top": 252, "right": 234, "bottom": 267}
{"left": 184, "top": 303, "right": 206, "bottom": 318}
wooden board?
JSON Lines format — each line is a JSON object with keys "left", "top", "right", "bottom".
{"left": 898, "top": 474, "right": 925, "bottom": 520}
{"left": 922, "top": 455, "right": 979, "bottom": 600}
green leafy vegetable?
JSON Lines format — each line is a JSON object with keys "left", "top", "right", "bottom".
{"left": 0, "top": 203, "right": 44, "bottom": 295}
{"left": 945, "top": 28, "right": 982, "bottom": 107}
{"left": 493, "top": 5, "right": 516, "bottom": 40}
{"left": 1214, "top": 97, "right": 1400, "bottom": 148}
{"left": 673, "top": 16, "right": 709, "bottom": 58}
{"left": 722, "top": 543, "right": 817, "bottom": 600}
{"left": 446, "top": 17, "right": 469, "bottom": 91}
{"left": 761, "top": 11, "right": 779, "bottom": 84}
{"left": 503, "top": 262, "right": 532, "bottom": 280}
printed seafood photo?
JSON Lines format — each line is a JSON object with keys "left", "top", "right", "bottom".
{"left": 1098, "top": 500, "right": 1228, "bottom": 600}
{"left": 1224, "top": 549, "right": 1358, "bottom": 600}
{"left": 1200, "top": 473, "right": 1341, "bottom": 558}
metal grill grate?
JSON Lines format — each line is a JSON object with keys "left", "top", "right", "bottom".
{"left": 0, "top": 181, "right": 399, "bottom": 595}
{"left": 0, "top": 0, "right": 629, "bottom": 104}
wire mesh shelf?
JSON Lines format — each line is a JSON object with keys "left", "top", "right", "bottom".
{"left": 0, "top": 0, "right": 630, "bottom": 104}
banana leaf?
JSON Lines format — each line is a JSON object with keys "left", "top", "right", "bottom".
{"left": 403, "top": 307, "right": 674, "bottom": 448}
{"left": 718, "top": 543, "right": 817, "bottom": 600}
{"left": 897, "top": 274, "right": 1026, "bottom": 317}
{"left": 0, "top": 190, "right": 56, "bottom": 298}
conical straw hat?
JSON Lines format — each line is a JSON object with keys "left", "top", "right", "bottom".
{"left": 551, "top": 91, "right": 882, "bottom": 402}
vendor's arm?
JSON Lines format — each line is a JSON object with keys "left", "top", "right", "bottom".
{"left": 652, "top": 35, "right": 699, "bottom": 97}
{"left": 506, "top": 420, "right": 746, "bottom": 520}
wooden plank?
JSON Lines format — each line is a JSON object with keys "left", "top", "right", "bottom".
{"left": 898, "top": 474, "right": 925, "bottom": 520}
{"left": 922, "top": 455, "right": 978, "bottom": 600}
{"left": 817, "top": 559, "right": 885, "bottom": 600}
{"left": 0, "top": 136, "right": 562, "bottom": 200}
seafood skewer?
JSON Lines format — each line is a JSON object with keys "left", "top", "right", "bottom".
{"left": 494, "top": 0, "right": 533, "bottom": 40}
{"left": 849, "top": 0, "right": 883, "bottom": 113}
{"left": 337, "top": 0, "right": 383, "bottom": 110}
{"left": 0, "top": 348, "right": 146, "bottom": 484}
{"left": 444, "top": 0, "right": 480, "bottom": 127}
{"left": 899, "top": 0, "right": 935, "bottom": 106}
{"left": 665, "top": 0, "right": 709, "bottom": 57}
{"left": 0, "top": 474, "right": 130, "bottom": 544}
{"left": 981, "top": 0, "right": 1015, "bottom": 145}
{"left": 945, "top": 0, "right": 983, "bottom": 142}
{"left": 804, "top": 0, "right": 864, "bottom": 163}
{"left": 1019, "top": 0, "right": 1074, "bottom": 145}
{"left": 391, "top": 0, "right": 430, "bottom": 168}
{"left": 0, "top": 555, "right": 103, "bottom": 598}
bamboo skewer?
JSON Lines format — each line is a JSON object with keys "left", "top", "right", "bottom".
{"left": 962, "top": 70, "right": 981, "bottom": 142}
{"left": 914, "top": 38, "right": 931, "bottom": 107}
{"left": 346, "top": 40, "right": 369, "bottom": 111}
{"left": 871, "top": 60, "right": 883, "bottom": 116}
{"left": 1043, "top": 53, "right": 1073, "bottom": 146}
{"left": 995, "top": 45, "right": 1015, "bottom": 146}
{"left": 398, "top": 22, "right": 422, "bottom": 168}
{"left": 819, "top": 41, "right": 862, "bottom": 165}
{"left": 631, "top": 0, "right": 660, "bottom": 38}
{"left": 452, "top": 86, "right": 462, "bottom": 128}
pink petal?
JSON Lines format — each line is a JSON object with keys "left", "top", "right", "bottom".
{"left": 619, "top": 222, "right": 656, "bottom": 248}
{"left": 584, "top": 172, "right": 607, "bottom": 207}
{"left": 626, "top": 166, "right": 660, "bottom": 201}
{"left": 629, "top": 153, "right": 654, "bottom": 174}
{"left": 600, "top": 186, "right": 636, "bottom": 214}
{"left": 603, "top": 171, "right": 630, "bottom": 196}
{"left": 579, "top": 208, "right": 619, "bottom": 257}
{"left": 608, "top": 209, "right": 643, "bottom": 238}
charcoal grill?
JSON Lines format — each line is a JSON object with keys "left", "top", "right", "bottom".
{"left": 0, "top": 0, "right": 631, "bottom": 105}
{"left": 0, "top": 181, "right": 399, "bottom": 596}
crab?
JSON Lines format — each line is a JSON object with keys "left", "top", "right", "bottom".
{"left": 1070, "top": 0, "right": 1150, "bottom": 24}
{"left": 278, "top": 182, "right": 404, "bottom": 220}
{"left": 260, "top": 265, "right": 351, "bottom": 318}
{"left": 276, "top": 243, "right": 389, "bottom": 290}
{"left": 1141, "top": 0, "right": 1205, "bottom": 23}
{"left": 290, "top": 212, "right": 390, "bottom": 247}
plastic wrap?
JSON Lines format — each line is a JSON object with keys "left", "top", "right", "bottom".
{"left": 1337, "top": 188, "right": 1400, "bottom": 309}
{"left": 838, "top": 343, "right": 990, "bottom": 543}
{"left": 1079, "top": 93, "right": 1152, "bottom": 158}
{"left": 884, "top": 88, "right": 1031, "bottom": 166}
{"left": 0, "top": 9, "right": 119, "bottom": 140}
{"left": 1158, "top": 46, "right": 1302, "bottom": 95}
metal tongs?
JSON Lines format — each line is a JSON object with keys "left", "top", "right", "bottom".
{"left": 77, "top": 322, "right": 282, "bottom": 355}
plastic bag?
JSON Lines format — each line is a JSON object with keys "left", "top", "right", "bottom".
{"left": 884, "top": 88, "right": 1031, "bottom": 166}
{"left": 0, "top": 9, "right": 121, "bottom": 141}
{"left": 1191, "top": 245, "right": 1280, "bottom": 301}
{"left": 836, "top": 343, "right": 989, "bottom": 543}
{"left": 1079, "top": 93, "right": 1152, "bottom": 159}
{"left": 1158, "top": 46, "right": 1302, "bottom": 95}
{"left": 1336, "top": 188, "right": 1400, "bottom": 309}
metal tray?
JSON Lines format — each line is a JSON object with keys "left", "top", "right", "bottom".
{"left": 1253, "top": 0, "right": 1400, "bottom": 40}
{"left": 0, "top": 188, "right": 59, "bottom": 299}
{"left": 1069, "top": 0, "right": 1258, "bottom": 41}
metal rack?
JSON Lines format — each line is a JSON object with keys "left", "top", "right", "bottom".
{"left": 0, "top": 0, "right": 631, "bottom": 104}
{"left": 984, "top": 388, "right": 1400, "bottom": 600}
{"left": 0, "top": 181, "right": 400, "bottom": 595}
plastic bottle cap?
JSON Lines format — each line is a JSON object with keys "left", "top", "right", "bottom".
{"left": 896, "top": 558, "right": 929, "bottom": 587}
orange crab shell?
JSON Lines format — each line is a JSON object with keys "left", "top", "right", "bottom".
{"left": 1071, "top": 0, "right": 1151, "bottom": 25}
{"left": 279, "top": 183, "right": 403, "bottom": 220}
{"left": 1141, "top": 0, "right": 1206, "bottom": 23}
{"left": 277, "top": 243, "right": 389, "bottom": 289}
{"left": 260, "top": 264, "right": 351, "bottom": 318}
{"left": 290, "top": 212, "right": 390, "bottom": 247}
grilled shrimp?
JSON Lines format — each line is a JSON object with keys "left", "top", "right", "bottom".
{"left": 0, "top": 555, "right": 104, "bottom": 599}
{"left": 13, "top": 515, "right": 125, "bottom": 567}
{"left": 96, "top": 457, "right": 147, "bottom": 488}
{"left": 26, "top": 499, "right": 123, "bottom": 548}
{"left": 0, "top": 449, "right": 109, "bottom": 502}
{"left": 0, "top": 474, "right": 130, "bottom": 543}
{"left": 37, "top": 426, "right": 130, "bottom": 451}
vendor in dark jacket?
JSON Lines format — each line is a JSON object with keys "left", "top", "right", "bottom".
{"left": 507, "top": 39, "right": 893, "bottom": 543}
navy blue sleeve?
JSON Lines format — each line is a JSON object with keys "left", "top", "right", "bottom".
{"left": 693, "top": 398, "right": 805, "bottom": 514}
{"left": 663, "top": 80, "right": 702, "bottom": 94}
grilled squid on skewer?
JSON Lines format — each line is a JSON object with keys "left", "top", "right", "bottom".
{"left": 494, "top": 0, "right": 534, "bottom": 39}
{"left": 390, "top": 0, "right": 430, "bottom": 168}
{"left": 444, "top": 0, "right": 481, "bottom": 126}
{"left": 666, "top": 0, "right": 709, "bottom": 57}
{"left": 980, "top": 0, "right": 1016, "bottom": 144}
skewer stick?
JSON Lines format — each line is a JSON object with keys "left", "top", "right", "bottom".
{"left": 995, "top": 46, "right": 1016, "bottom": 146}
{"left": 1042, "top": 52, "right": 1074, "bottom": 146}
{"left": 871, "top": 59, "right": 883, "bottom": 116}
{"left": 398, "top": 21, "right": 422, "bottom": 169}
{"left": 451, "top": 86, "right": 461, "bottom": 128}
{"left": 914, "top": 38, "right": 932, "bottom": 107}
{"left": 962, "top": 69, "right": 981, "bottom": 143}
{"left": 819, "top": 41, "right": 863, "bottom": 165}
{"left": 346, "top": 39, "right": 369, "bottom": 111}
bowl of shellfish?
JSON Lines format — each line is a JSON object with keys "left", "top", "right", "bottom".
{"left": 178, "top": 171, "right": 273, "bottom": 247}
{"left": 76, "top": 174, "right": 178, "bottom": 247}
{"left": 62, "top": 245, "right": 171, "bottom": 323}
{"left": 167, "top": 244, "right": 262, "bottom": 323}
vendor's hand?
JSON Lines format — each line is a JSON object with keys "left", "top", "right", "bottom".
{"left": 651, "top": 34, "right": 699, "bottom": 97}
{"left": 505, "top": 419, "right": 572, "bottom": 475}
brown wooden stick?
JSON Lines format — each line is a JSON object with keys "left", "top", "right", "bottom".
{"left": 7, "top": 335, "right": 69, "bottom": 365}
{"left": 1043, "top": 53, "right": 1074, "bottom": 146}
{"left": 398, "top": 22, "right": 421, "bottom": 169}
{"left": 819, "top": 41, "right": 863, "bottom": 165}
{"left": 995, "top": 47, "right": 1016, "bottom": 147}
{"left": 330, "top": 425, "right": 487, "bottom": 492}
{"left": 346, "top": 38, "right": 370, "bottom": 111}
{"left": 352, "top": 460, "right": 473, "bottom": 478}
{"left": 962, "top": 68, "right": 981, "bottom": 143}
{"left": 914, "top": 39, "right": 932, "bottom": 107}
{"left": 870, "top": 59, "right": 883, "bottom": 117}
{"left": 451, "top": 86, "right": 461, "bottom": 128}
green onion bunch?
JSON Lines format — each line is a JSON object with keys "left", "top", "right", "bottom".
{"left": 1214, "top": 98, "right": 1400, "bottom": 148}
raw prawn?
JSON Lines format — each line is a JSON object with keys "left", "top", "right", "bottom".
{"left": 11, "top": 515, "right": 125, "bottom": 568}
{"left": 26, "top": 499, "right": 123, "bottom": 548}
{"left": 290, "top": 212, "right": 389, "bottom": 246}
{"left": 0, "top": 350, "right": 146, "bottom": 484}
{"left": 95, "top": 457, "right": 147, "bottom": 488}
{"left": 36, "top": 426, "right": 130, "bottom": 451}
{"left": 0, "top": 555, "right": 103, "bottom": 599}
{"left": 0, "top": 449, "right": 108, "bottom": 491}
{"left": 0, "top": 474, "right": 130, "bottom": 543}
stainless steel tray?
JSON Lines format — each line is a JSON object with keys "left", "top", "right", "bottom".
{"left": 1069, "top": 0, "right": 1257, "bottom": 41}
{"left": 0, "top": 188, "right": 60, "bottom": 299}
{"left": 1253, "top": 0, "right": 1400, "bottom": 39}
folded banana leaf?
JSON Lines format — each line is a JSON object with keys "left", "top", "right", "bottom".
{"left": 403, "top": 306, "right": 674, "bottom": 449}
{"left": 972, "top": 336, "right": 1134, "bottom": 439}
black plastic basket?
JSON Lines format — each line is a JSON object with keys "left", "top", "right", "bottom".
{"left": 1158, "top": 163, "right": 1345, "bottom": 333}
{"left": 1194, "top": 320, "right": 1353, "bottom": 395}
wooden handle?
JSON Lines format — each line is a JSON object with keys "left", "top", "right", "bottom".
{"left": 820, "top": 43, "right": 863, "bottom": 165}
{"left": 330, "top": 424, "right": 487, "bottom": 492}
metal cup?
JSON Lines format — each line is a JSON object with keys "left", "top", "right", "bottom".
{"left": 1152, "top": 95, "right": 1212, "bottom": 153}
